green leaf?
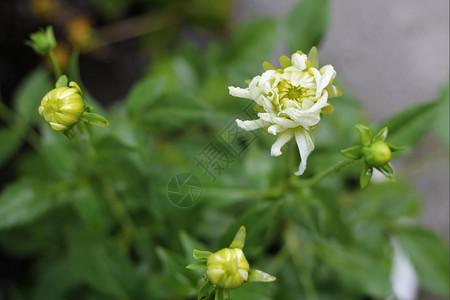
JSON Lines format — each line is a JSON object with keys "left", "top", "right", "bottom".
{"left": 0, "top": 178, "right": 72, "bottom": 230}
{"left": 198, "top": 279, "right": 215, "bottom": 300}
{"left": 319, "top": 244, "right": 392, "bottom": 297}
{"left": 381, "top": 100, "right": 438, "bottom": 149}
{"left": 12, "top": 67, "right": 52, "bottom": 125}
{"left": 395, "top": 226, "right": 450, "bottom": 296}
{"left": 282, "top": 0, "right": 330, "bottom": 53}
{"left": 156, "top": 247, "right": 197, "bottom": 297}
{"left": 126, "top": 76, "right": 167, "bottom": 115}
{"left": 0, "top": 128, "right": 23, "bottom": 167}
{"left": 433, "top": 81, "right": 449, "bottom": 146}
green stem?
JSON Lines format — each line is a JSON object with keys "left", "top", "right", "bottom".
{"left": 74, "top": 121, "right": 95, "bottom": 158}
{"left": 73, "top": 121, "right": 137, "bottom": 252}
{"left": 284, "top": 224, "right": 318, "bottom": 300}
{"left": 292, "top": 159, "right": 356, "bottom": 188}
{"left": 47, "top": 49, "right": 61, "bottom": 79}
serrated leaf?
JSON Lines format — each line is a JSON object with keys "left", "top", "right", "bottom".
{"left": 282, "top": 0, "right": 330, "bottom": 53}
{"left": 12, "top": 67, "right": 52, "bottom": 125}
{"left": 395, "top": 226, "right": 450, "bottom": 296}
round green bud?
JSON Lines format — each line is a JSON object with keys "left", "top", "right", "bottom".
{"left": 206, "top": 248, "right": 250, "bottom": 289}
{"left": 39, "top": 84, "right": 85, "bottom": 131}
{"left": 365, "top": 141, "right": 392, "bottom": 167}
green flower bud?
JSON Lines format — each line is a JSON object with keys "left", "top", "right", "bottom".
{"left": 26, "top": 26, "right": 57, "bottom": 55}
{"left": 206, "top": 248, "right": 250, "bottom": 289}
{"left": 39, "top": 82, "right": 85, "bottom": 131}
{"left": 365, "top": 141, "right": 392, "bottom": 167}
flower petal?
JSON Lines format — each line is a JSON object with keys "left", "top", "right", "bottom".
{"left": 229, "top": 86, "right": 251, "bottom": 99}
{"left": 294, "top": 129, "right": 315, "bottom": 176}
{"left": 270, "top": 130, "right": 294, "bottom": 157}
{"left": 236, "top": 119, "right": 269, "bottom": 131}
{"left": 258, "top": 113, "right": 299, "bottom": 128}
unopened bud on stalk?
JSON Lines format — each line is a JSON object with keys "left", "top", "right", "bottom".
{"left": 365, "top": 140, "right": 392, "bottom": 167}
{"left": 39, "top": 81, "right": 85, "bottom": 130}
{"left": 206, "top": 248, "right": 250, "bottom": 289}
{"left": 39, "top": 78, "right": 109, "bottom": 131}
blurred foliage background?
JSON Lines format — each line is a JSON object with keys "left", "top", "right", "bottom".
{"left": 0, "top": 0, "right": 449, "bottom": 299}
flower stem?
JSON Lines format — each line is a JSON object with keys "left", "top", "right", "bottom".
{"left": 284, "top": 224, "right": 318, "bottom": 300}
{"left": 292, "top": 159, "right": 356, "bottom": 188}
{"left": 47, "top": 49, "right": 62, "bottom": 79}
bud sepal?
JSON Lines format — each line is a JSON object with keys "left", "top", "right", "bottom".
{"left": 341, "top": 125, "right": 403, "bottom": 189}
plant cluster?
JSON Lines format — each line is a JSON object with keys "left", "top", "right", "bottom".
{"left": 0, "top": 0, "right": 448, "bottom": 299}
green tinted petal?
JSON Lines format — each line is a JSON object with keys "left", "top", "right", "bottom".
{"left": 279, "top": 56, "right": 292, "bottom": 69}
{"left": 262, "top": 61, "right": 276, "bottom": 71}
{"left": 326, "top": 85, "right": 343, "bottom": 98}
{"left": 307, "top": 46, "right": 319, "bottom": 69}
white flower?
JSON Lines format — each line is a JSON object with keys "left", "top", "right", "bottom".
{"left": 229, "top": 47, "right": 341, "bottom": 175}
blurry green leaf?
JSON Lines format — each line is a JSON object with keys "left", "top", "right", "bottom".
{"left": 156, "top": 246, "right": 197, "bottom": 297}
{"left": 221, "top": 202, "right": 280, "bottom": 259}
{"left": 0, "top": 128, "right": 22, "bottom": 167}
{"left": 381, "top": 100, "right": 438, "bottom": 149}
{"left": 282, "top": 0, "right": 330, "bottom": 53}
{"left": 198, "top": 279, "right": 215, "bottom": 300}
{"left": 224, "top": 18, "right": 277, "bottom": 82}
{"left": 433, "top": 81, "right": 449, "bottom": 146}
{"left": 67, "top": 229, "right": 139, "bottom": 299}
{"left": 319, "top": 244, "right": 392, "bottom": 297}
{"left": 140, "top": 92, "right": 208, "bottom": 130}
{"left": 345, "top": 182, "right": 420, "bottom": 226}
{"left": 0, "top": 179, "right": 73, "bottom": 230}
{"left": 12, "top": 67, "right": 52, "bottom": 125}
{"left": 126, "top": 76, "right": 167, "bottom": 115}
{"left": 180, "top": 231, "right": 208, "bottom": 259}
{"left": 396, "top": 226, "right": 450, "bottom": 296}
